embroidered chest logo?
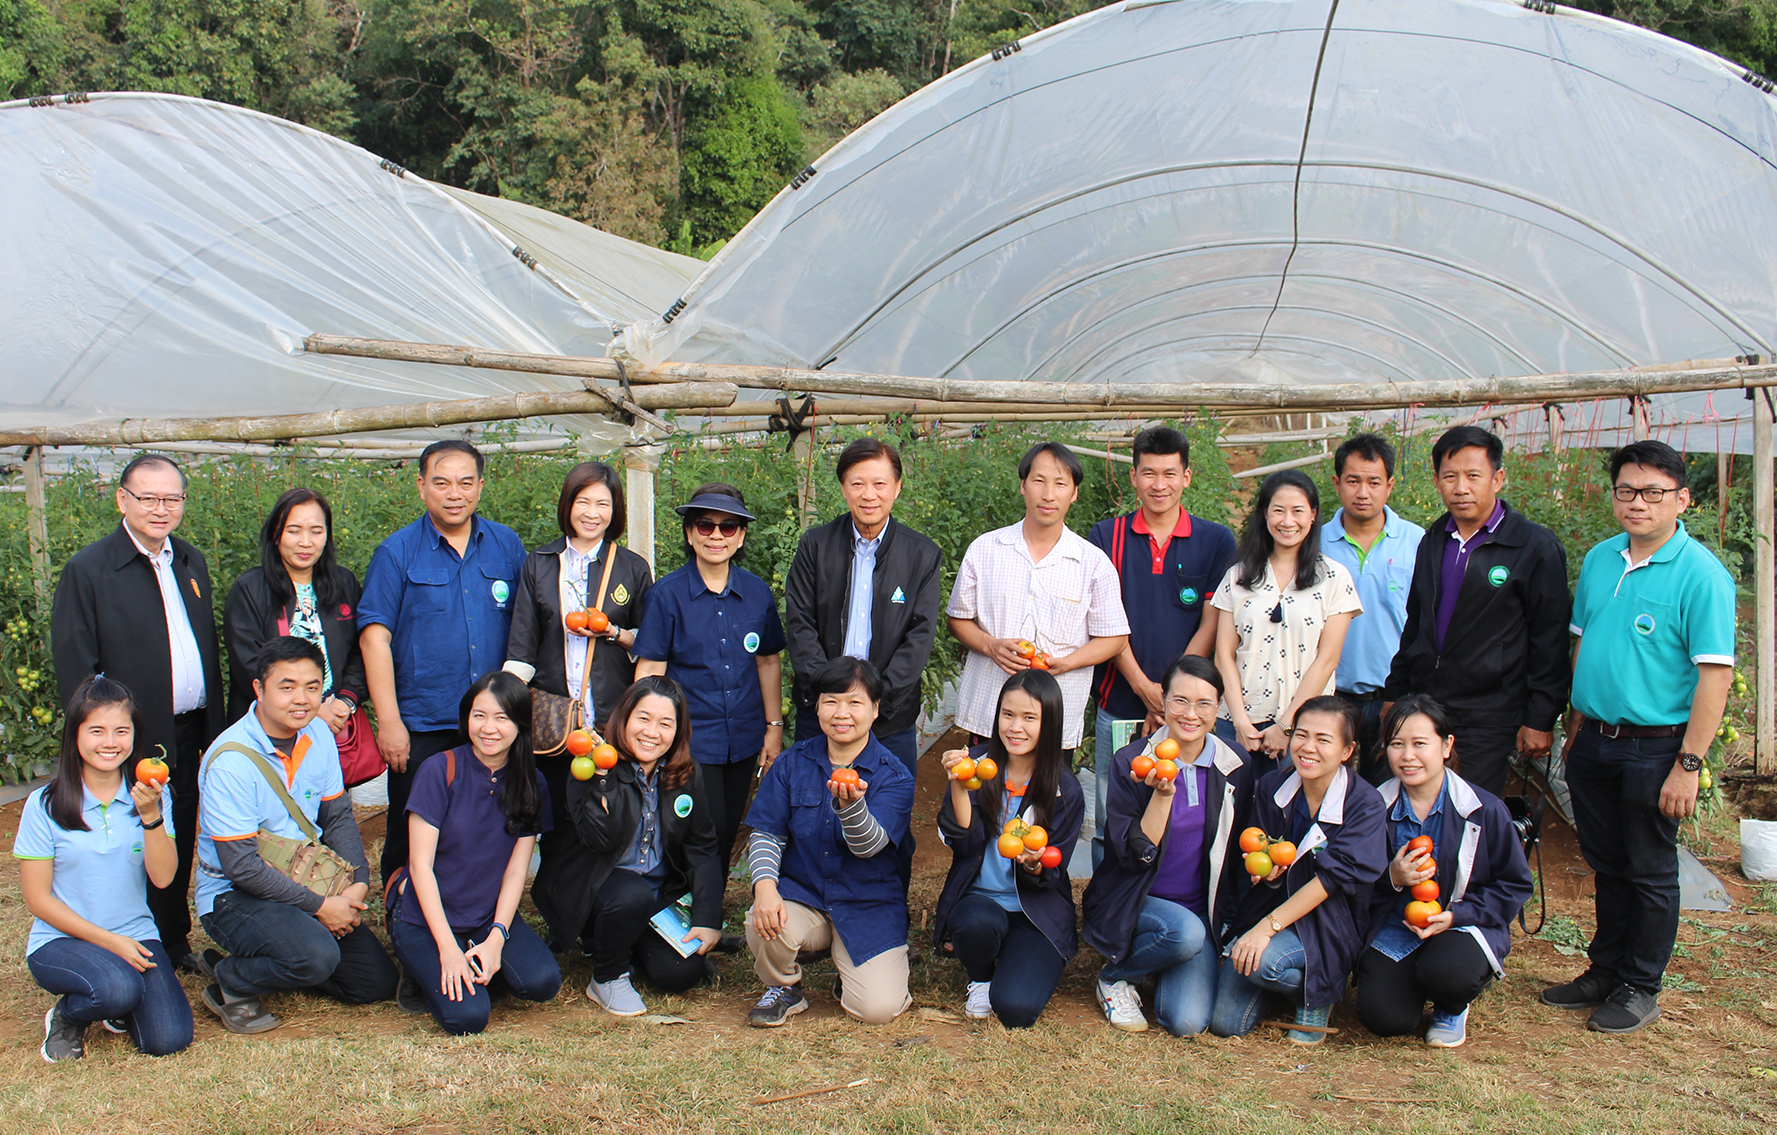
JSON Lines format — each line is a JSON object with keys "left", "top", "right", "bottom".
{"left": 743, "top": 631, "right": 761, "bottom": 653}
{"left": 1487, "top": 566, "right": 1509, "bottom": 588}
{"left": 1633, "top": 612, "right": 1657, "bottom": 635}
{"left": 611, "top": 584, "right": 630, "bottom": 606}
{"left": 491, "top": 580, "right": 511, "bottom": 604}
{"left": 1178, "top": 586, "right": 1200, "bottom": 606}
{"left": 673, "top": 794, "right": 693, "bottom": 818}
{"left": 890, "top": 586, "right": 906, "bottom": 604}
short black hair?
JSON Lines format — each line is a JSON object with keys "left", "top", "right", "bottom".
{"left": 836, "top": 437, "right": 903, "bottom": 483}
{"left": 119, "top": 452, "right": 186, "bottom": 490}
{"left": 1608, "top": 440, "right": 1688, "bottom": 490}
{"left": 419, "top": 439, "right": 486, "bottom": 478}
{"left": 1160, "top": 653, "right": 1223, "bottom": 700}
{"left": 1431, "top": 425, "right": 1503, "bottom": 473}
{"left": 1293, "top": 694, "right": 1360, "bottom": 755}
{"left": 1333, "top": 432, "right": 1396, "bottom": 479}
{"left": 808, "top": 655, "right": 884, "bottom": 703}
{"left": 255, "top": 635, "right": 326, "bottom": 685}
{"left": 557, "top": 462, "right": 627, "bottom": 542}
{"left": 1131, "top": 426, "right": 1189, "bottom": 469}
{"left": 1017, "top": 441, "right": 1084, "bottom": 485}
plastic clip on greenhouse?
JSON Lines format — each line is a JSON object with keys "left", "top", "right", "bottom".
{"left": 1, "top": 0, "right": 1774, "bottom": 763}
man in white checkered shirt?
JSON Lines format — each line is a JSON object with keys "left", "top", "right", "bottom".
{"left": 946, "top": 443, "right": 1130, "bottom": 751}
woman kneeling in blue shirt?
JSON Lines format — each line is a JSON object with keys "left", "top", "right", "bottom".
{"left": 15, "top": 676, "right": 192, "bottom": 1061}
{"left": 931, "top": 669, "right": 1082, "bottom": 1027}
{"left": 388, "top": 671, "right": 562, "bottom": 1034}
{"left": 1356, "top": 696, "right": 1532, "bottom": 1048}
{"left": 1082, "top": 655, "right": 1254, "bottom": 1035}
{"left": 744, "top": 657, "right": 915, "bottom": 1027}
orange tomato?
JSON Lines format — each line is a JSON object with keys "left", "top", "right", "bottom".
{"left": 1410, "top": 879, "right": 1440, "bottom": 903}
{"left": 1244, "top": 850, "right": 1275, "bottom": 877}
{"left": 1021, "top": 826, "right": 1048, "bottom": 852}
{"left": 951, "top": 757, "right": 977, "bottom": 782}
{"left": 1238, "top": 827, "right": 1269, "bottom": 854}
{"left": 1030, "top": 652, "right": 1051, "bottom": 670}
{"left": 973, "top": 757, "right": 999, "bottom": 782}
{"left": 1130, "top": 754, "right": 1156, "bottom": 781}
{"left": 1154, "top": 738, "right": 1180, "bottom": 762}
{"left": 1406, "top": 835, "right": 1434, "bottom": 854}
{"left": 1153, "top": 759, "right": 1178, "bottom": 782}
{"left": 1405, "top": 899, "right": 1442, "bottom": 929}
{"left": 997, "top": 833, "right": 1028, "bottom": 859}
{"left": 564, "top": 610, "right": 590, "bottom": 632}
{"left": 586, "top": 609, "right": 610, "bottom": 633}
{"left": 1268, "top": 840, "right": 1297, "bottom": 867}
{"left": 135, "top": 756, "right": 170, "bottom": 788}
{"left": 591, "top": 743, "right": 620, "bottom": 770}
{"left": 1014, "top": 640, "right": 1037, "bottom": 659}
{"left": 829, "top": 767, "right": 861, "bottom": 788}
{"left": 569, "top": 755, "right": 596, "bottom": 781}
{"left": 565, "top": 729, "right": 595, "bottom": 757}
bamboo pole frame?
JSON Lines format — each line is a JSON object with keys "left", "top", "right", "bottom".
{"left": 1755, "top": 389, "right": 1774, "bottom": 775}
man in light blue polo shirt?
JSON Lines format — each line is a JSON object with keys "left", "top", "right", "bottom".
{"left": 1541, "top": 440, "right": 1734, "bottom": 1036}
{"left": 1321, "top": 433, "right": 1423, "bottom": 783}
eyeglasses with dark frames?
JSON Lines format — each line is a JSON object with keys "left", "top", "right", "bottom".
{"left": 120, "top": 486, "right": 187, "bottom": 511}
{"left": 1611, "top": 485, "right": 1677, "bottom": 503}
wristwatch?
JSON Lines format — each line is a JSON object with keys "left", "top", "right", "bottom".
{"left": 1268, "top": 916, "right": 1283, "bottom": 934}
{"left": 1677, "top": 751, "right": 1704, "bottom": 772}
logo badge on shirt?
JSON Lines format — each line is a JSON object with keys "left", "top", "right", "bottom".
{"left": 1634, "top": 612, "right": 1657, "bottom": 635}
{"left": 491, "top": 580, "right": 510, "bottom": 604}
{"left": 1178, "top": 586, "right": 1200, "bottom": 606}
{"left": 673, "top": 794, "right": 693, "bottom": 818}
{"left": 611, "top": 584, "right": 630, "bottom": 605}
{"left": 890, "top": 587, "right": 905, "bottom": 604}
{"left": 743, "top": 631, "right": 761, "bottom": 654}
{"left": 1487, "top": 566, "right": 1509, "bottom": 588}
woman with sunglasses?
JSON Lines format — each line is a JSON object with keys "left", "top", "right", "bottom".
{"left": 1210, "top": 470, "right": 1360, "bottom": 775}
{"left": 1082, "top": 655, "right": 1254, "bottom": 1035}
{"left": 634, "top": 483, "right": 787, "bottom": 869}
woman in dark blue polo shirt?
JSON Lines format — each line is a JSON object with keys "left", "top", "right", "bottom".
{"left": 634, "top": 483, "right": 787, "bottom": 870}
{"left": 387, "top": 671, "right": 561, "bottom": 1035}
{"left": 931, "top": 668, "right": 1083, "bottom": 1027}
{"left": 742, "top": 657, "right": 914, "bottom": 1027}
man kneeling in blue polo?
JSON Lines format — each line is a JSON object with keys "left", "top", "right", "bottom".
{"left": 195, "top": 637, "right": 398, "bottom": 1033}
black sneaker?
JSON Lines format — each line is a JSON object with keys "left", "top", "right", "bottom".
{"left": 41, "top": 1002, "right": 87, "bottom": 1063}
{"left": 1540, "top": 967, "right": 1614, "bottom": 1010}
{"left": 1587, "top": 985, "right": 1661, "bottom": 1034}
{"left": 201, "top": 983, "right": 282, "bottom": 1035}
{"left": 190, "top": 948, "right": 225, "bottom": 983}
{"left": 396, "top": 967, "right": 427, "bottom": 1015}
{"left": 748, "top": 984, "right": 809, "bottom": 1028}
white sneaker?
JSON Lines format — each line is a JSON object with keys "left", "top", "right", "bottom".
{"left": 964, "top": 981, "right": 993, "bottom": 1020}
{"left": 586, "top": 973, "right": 647, "bottom": 1017}
{"left": 1096, "top": 976, "right": 1149, "bottom": 1032}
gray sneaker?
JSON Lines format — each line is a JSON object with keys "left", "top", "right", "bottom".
{"left": 586, "top": 973, "right": 648, "bottom": 1017}
{"left": 748, "top": 984, "right": 809, "bottom": 1028}
{"left": 201, "top": 983, "right": 282, "bottom": 1035}
{"left": 1587, "top": 985, "right": 1661, "bottom": 1034}
{"left": 41, "top": 1002, "right": 87, "bottom": 1063}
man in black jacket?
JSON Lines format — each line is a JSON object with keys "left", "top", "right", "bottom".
{"left": 50, "top": 453, "right": 227, "bottom": 968}
{"left": 784, "top": 438, "right": 943, "bottom": 780}
{"left": 1382, "top": 426, "right": 1570, "bottom": 795}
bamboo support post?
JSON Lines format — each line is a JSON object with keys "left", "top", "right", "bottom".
{"left": 23, "top": 446, "right": 51, "bottom": 620}
{"left": 1755, "top": 389, "right": 1774, "bottom": 775}
{"left": 623, "top": 444, "right": 664, "bottom": 575}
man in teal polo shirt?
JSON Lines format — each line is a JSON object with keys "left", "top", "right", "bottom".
{"left": 1541, "top": 440, "right": 1734, "bottom": 1035}
{"left": 1322, "top": 433, "right": 1423, "bottom": 783}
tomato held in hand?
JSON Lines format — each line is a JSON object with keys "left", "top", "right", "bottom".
{"left": 1021, "top": 826, "right": 1048, "bottom": 852}
{"left": 1238, "top": 827, "right": 1269, "bottom": 854}
{"left": 997, "top": 833, "right": 1028, "bottom": 859}
{"left": 591, "top": 743, "right": 620, "bottom": 770}
{"left": 1406, "top": 835, "right": 1434, "bottom": 854}
{"left": 973, "top": 757, "right": 998, "bottom": 782}
{"left": 1245, "top": 850, "right": 1274, "bottom": 877}
{"left": 829, "top": 767, "right": 861, "bottom": 789}
{"left": 564, "top": 610, "right": 590, "bottom": 632}
{"left": 565, "top": 729, "right": 595, "bottom": 757}
{"left": 951, "top": 757, "right": 977, "bottom": 782}
{"left": 1268, "top": 840, "right": 1297, "bottom": 867}
{"left": 1405, "top": 899, "right": 1442, "bottom": 929}
{"left": 135, "top": 755, "right": 170, "bottom": 788}
{"left": 570, "top": 755, "right": 596, "bottom": 781}
{"left": 585, "top": 609, "right": 610, "bottom": 634}
{"left": 1014, "top": 640, "right": 1037, "bottom": 659}
{"left": 1153, "top": 759, "right": 1178, "bottom": 782}
{"left": 1154, "top": 738, "right": 1180, "bottom": 762}
{"left": 1130, "top": 754, "right": 1156, "bottom": 781}
{"left": 1410, "top": 879, "right": 1440, "bottom": 903}
{"left": 1030, "top": 652, "right": 1052, "bottom": 670}
{"left": 1038, "top": 845, "right": 1063, "bottom": 870}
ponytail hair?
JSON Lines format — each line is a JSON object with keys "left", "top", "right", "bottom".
{"left": 45, "top": 675, "right": 141, "bottom": 832}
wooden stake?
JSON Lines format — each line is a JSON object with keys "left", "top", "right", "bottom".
{"left": 623, "top": 445, "right": 663, "bottom": 575}
{"left": 22, "top": 447, "right": 51, "bottom": 621}
{"left": 1754, "top": 389, "right": 1774, "bottom": 775}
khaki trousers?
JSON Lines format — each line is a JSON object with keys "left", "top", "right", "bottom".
{"left": 748, "top": 899, "right": 910, "bottom": 1025}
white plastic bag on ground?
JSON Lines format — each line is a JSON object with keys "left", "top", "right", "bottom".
{"left": 1741, "top": 819, "right": 1777, "bottom": 882}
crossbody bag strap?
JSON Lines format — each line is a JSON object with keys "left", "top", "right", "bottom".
{"left": 204, "top": 741, "right": 322, "bottom": 843}
{"left": 579, "top": 546, "right": 620, "bottom": 704}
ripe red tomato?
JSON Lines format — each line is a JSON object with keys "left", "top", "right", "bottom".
{"left": 565, "top": 729, "right": 595, "bottom": 758}
{"left": 591, "top": 743, "right": 620, "bottom": 770}
{"left": 1410, "top": 879, "right": 1440, "bottom": 903}
{"left": 135, "top": 757, "right": 170, "bottom": 788}
{"left": 829, "top": 767, "right": 861, "bottom": 789}
{"left": 1038, "top": 845, "right": 1063, "bottom": 869}
{"left": 564, "top": 610, "right": 590, "bottom": 632}
{"left": 585, "top": 609, "right": 610, "bottom": 634}
{"left": 1130, "top": 754, "right": 1156, "bottom": 781}
{"left": 1030, "top": 652, "right": 1051, "bottom": 670}
{"left": 1238, "top": 827, "right": 1269, "bottom": 854}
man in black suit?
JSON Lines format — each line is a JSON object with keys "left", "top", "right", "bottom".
{"left": 51, "top": 453, "right": 226, "bottom": 968}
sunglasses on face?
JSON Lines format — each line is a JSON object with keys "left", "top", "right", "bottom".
{"left": 690, "top": 518, "right": 744, "bottom": 537}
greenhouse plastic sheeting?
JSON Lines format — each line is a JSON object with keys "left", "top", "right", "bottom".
{"left": 0, "top": 93, "right": 703, "bottom": 433}
{"left": 627, "top": 0, "right": 1777, "bottom": 448}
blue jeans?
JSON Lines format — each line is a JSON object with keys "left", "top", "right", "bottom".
{"left": 947, "top": 895, "right": 1067, "bottom": 1028}
{"left": 27, "top": 937, "right": 193, "bottom": 1056}
{"left": 201, "top": 889, "right": 399, "bottom": 1003}
{"left": 1566, "top": 726, "right": 1683, "bottom": 994}
{"left": 1209, "top": 926, "right": 1307, "bottom": 1037}
{"left": 387, "top": 888, "right": 563, "bottom": 1035}
{"left": 1098, "top": 895, "right": 1220, "bottom": 1036}
{"left": 1092, "top": 707, "right": 1242, "bottom": 870}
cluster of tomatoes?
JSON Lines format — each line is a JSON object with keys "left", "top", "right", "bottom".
{"left": 1402, "top": 834, "right": 1443, "bottom": 928}
{"left": 567, "top": 729, "right": 621, "bottom": 779}
{"left": 1130, "top": 737, "right": 1181, "bottom": 783}
{"left": 1013, "top": 640, "right": 1053, "bottom": 670}
{"left": 948, "top": 755, "right": 999, "bottom": 790}
{"left": 997, "top": 817, "right": 1064, "bottom": 868}
{"left": 1238, "top": 826, "right": 1299, "bottom": 878}
{"left": 564, "top": 608, "right": 611, "bottom": 634}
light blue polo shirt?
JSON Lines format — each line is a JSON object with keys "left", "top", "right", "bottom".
{"left": 13, "top": 780, "right": 174, "bottom": 956}
{"left": 1570, "top": 522, "right": 1735, "bottom": 726}
{"left": 195, "top": 708, "right": 346, "bottom": 917}
{"left": 1322, "top": 507, "right": 1425, "bottom": 694}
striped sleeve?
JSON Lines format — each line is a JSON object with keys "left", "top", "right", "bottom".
{"left": 747, "top": 829, "right": 785, "bottom": 884}
{"left": 833, "top": 794, "right": 889, "bottom": 857}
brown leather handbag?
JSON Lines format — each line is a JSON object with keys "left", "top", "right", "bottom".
{"left": 532, "top": 548, "right": 616, "bottom": 755}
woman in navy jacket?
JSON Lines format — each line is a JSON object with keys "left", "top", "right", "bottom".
{"left": 932, "top": 669, "right": 1083, "bottom": 1027}
{"left": 1211, "top": 695, "right": 1387, "bottom": 1043}
{"left": 1356, "top": 695, "right": 1532, "bottom": 1047}
{"left": 1081, "top": 656, "right": 1253, "bottom": 1035}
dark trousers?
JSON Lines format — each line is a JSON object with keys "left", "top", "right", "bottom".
{"left": 797, "top": 708, "right": 919, "bottom": 890}
{"left": 201, "top": 889, "right": 399, "bottom": 1003}
{"left": 386, "top": 889, "right": 562, "bottom": 1035}
{"left": 27, "top": 937, "right": 193, "bottom": 1056}
{"left": 947, "top": 895, "right": 1067, "bottom": 1028}
{"left": 146, "top": 710, "right": 206, "bottom": 958}
{"left": 700, "top": 756, "right": 758, "bottom": 870}
{"left": 1452, "top": 721, "right": 1519, "bottom": 797}
{"left": 583, "top": 870, "right": 709, "bottom": 991}
{"left": 379, "top": 728, "right": 459, "bottom": 884}
{"left": 1355, "top": 933, "right": 1495, "bottom": 1036}
{"left": 1566, "top": 727, "right": 1683, "bottom": 994}
{"left": 1338, "top": 694, "right": 1389, "bottom": 786}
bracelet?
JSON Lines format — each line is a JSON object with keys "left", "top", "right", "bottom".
{"left": 766, "top": 720, "right": 784, "bottom": 728}
{"left": 491, "top": 922, "right": 509, "bottom": 941}
{"left": 142, "top": 816, "right": 165, "bottom": 831}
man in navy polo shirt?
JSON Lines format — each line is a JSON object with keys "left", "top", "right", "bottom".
{"left": 358, "top": 440, "right": 527, "bottom": 884}
{"left": 1542, "top": 440, "right": 1734, "bottom": 1034}
{"left": 1321, "top": 433, "right": 1423, "bottom": 783}
{"left": 1087, "top": 427, "right": 1235, "bottom": 868}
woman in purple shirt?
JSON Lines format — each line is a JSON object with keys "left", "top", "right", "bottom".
{"left": 387, "top": 671, "right": 561, "bottom": 1034}
{"left": 1082, "top": 656, "right": 1254, "bottom": 1035}
{"left": 931, "top": 669, "right": 1084, "bottom": 1027}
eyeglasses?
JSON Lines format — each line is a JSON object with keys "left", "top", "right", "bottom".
{"left": 120, "top": 486, "right": 187, "bottom": 511}
{"left": 1612, "top": 485, "right": 1678, "bottom": 503}
{"left": 690, "top": 518, "right": 744, "bottom": 537}
{"left": 1164, "top": 697, "right": 1220, "bottom": 716}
